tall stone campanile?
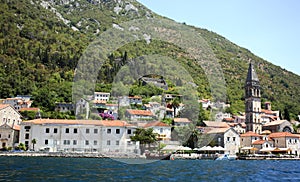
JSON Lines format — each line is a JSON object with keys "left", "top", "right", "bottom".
{"left": 245, "top": 63, "right": 262, "bottom": 134}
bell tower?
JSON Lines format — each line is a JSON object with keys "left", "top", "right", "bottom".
{"left": 245, "top": 63, "right": 262, "bottom": 134}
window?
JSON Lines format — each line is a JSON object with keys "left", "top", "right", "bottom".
{"left": 85, "top": 140, "right": 89, "bottom": 145}
{"left": 107, "top": 140, "right": 111, "bottom": 145}
{"left": 25, "top": 133, "right": 29, "bottom": 139}
{"left": 8, "top": 134, "right": 10, "bottom": 138}
{"left": 227, "top": 137, "right": 230, "bottom": 142}
{"left": 73, "top": 140, "right": 77, "bottom": 145}
{"left": 116, "top": 140, "right": 119, "bottom": 145}
{"left": 24, "top": 126, "right": 31, "bottom": 132}
{"left": 46, "top": 128, "right": 50, "bottom": 133}
{"left": 86, "top": 129, "right": 90, "bottom": 134}
{"left": 94, "top": 140, "right": 97, "bottom": 145}
{"left": 233, "top": 137, "right": 236, "bottom": 142}
{"left": 54, "top": 128, "right": 58, "bottom": 133}
{"left": 64, "top": 140, "right": 70, "bottom": 145}
{"left": 116, "top": 129, "right": 120, "bottom": 134}
{"left": 94, "top": 129, "right": 98, "bottom": 134}
{"left": 74, "top": 128, "right": 78, "bottom": 133}
{"left": 107, "top": 129, "right": 111, "bottom": 134}
{"left": 65, "top": 128, "right": 69, "bottom": 133}
{"left": 127, "top": 129, "right": 131, "bottom": 135}
{"left": 45, "top": 140, "right": 48, "bottom": 145}
{"left": 160, "top": 128, "right": 163, "bottom": 133}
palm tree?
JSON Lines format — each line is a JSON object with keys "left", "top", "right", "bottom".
{"left": 31, "top": 139, "right": 37, "bottom": 151}
{"left": 168, "top": 97, "right": 180, "bottom": 118}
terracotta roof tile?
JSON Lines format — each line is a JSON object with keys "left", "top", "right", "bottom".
{"left": 203, "top": 121, "right": 230, "bottom": 128}
{"left": 126, "top": 109, "right": 153, "bottom": 116}
{"left": 144, "top": 121, "right": 170, "bottom": 128}
{"left": 252, "top": 140, "right": 266, "bottom": 145}
{"left": 0, "top": 104, "right": 10, "bottom": 110}
{"left": 268, "top": 132, "right": 298, "bottom": 138}
{"left": 240, "top": 131, "right": 261, "bottom": 137}
{"left": 174, "top": 118, "right": 191, "bottom": 123}
{"left": 21, "top": 119, "right": 133, "bottom": 127}
{"left": 19, "top": 108, "right": 40, "bottom": 112}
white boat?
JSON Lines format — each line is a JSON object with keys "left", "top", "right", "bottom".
{"left": 215, "top": 154, "right": 237, "bottom": 160}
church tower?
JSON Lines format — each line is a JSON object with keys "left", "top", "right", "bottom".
{"left": 245, "top": 63, "right": 262, "bottom": 134}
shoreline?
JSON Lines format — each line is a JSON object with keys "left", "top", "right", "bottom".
{"left": 1, "top": 152, "right": 300, "bottom": 160}
{"left": 0, "top": 151, "right": 145, "bottom": 159}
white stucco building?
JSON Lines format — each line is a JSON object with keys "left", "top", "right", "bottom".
{"left": 19, "top": 119, "right": 140, "bottom": 155}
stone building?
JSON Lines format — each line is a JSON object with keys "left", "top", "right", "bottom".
{"left": 245, "top": 63, "right": 262, "bottom": 134}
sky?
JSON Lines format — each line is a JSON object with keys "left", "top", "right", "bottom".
{"left": 138, "top": 0, "right": 300, "bottom": 75}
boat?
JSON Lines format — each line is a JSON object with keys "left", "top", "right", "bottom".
{"left": 215, "top": 154, "right": 237, "bottom": 161}
{"left": 145, "top": 152, "right": 172, "bottom": 160}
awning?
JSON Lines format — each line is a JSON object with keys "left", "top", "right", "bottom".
{"left": 260, "top": 148, "right": 275, "bottom": 152}
{"left": 241, "top": 147, "right": 258, "bottom": 151}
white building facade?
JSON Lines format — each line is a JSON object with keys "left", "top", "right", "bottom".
{"left": 20, "top": 119, "right": 140, "bottom": 155}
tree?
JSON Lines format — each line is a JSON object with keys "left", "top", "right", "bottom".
{"left": 31, "top": 139, "right": 37, "bottom": 151}
{"left": 130, "top": 128, "right": 158, "bottom": 154}
{"left": 18, "top": 143, "right": 27, "bottom": 151}
{"left": 168, "top": 97, "right": 180, "bottom": 117}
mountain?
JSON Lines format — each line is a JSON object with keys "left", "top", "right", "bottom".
{"left": 0, "top": 0, "right": 299, "bottom": 120}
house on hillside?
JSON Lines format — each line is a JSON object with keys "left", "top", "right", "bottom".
{"left": 173, "top": 118, "right": 191, "bottom": 127}
{"left": 125, "top": 109, "right": 155, "bottom": 122}
{"left": 144, "top": 121, "right": 171, "bottom": 141}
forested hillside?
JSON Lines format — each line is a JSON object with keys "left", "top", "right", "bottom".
{"left": 0, "top": 0, "right": 299, "bottom": 119}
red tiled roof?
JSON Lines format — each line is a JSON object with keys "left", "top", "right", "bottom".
{"left": 19, "top": 108, "right": 40, "bottom": 112}
{"left": 129, "top": 96, "right": 142, "bottom": 99}
{"left": 13, "top": 125, "right": 20, "bottom": 131}
{"left": 203, "top": 121, "right": 230, "bottom": 128}
{"left": 0, "top": 104, "right": 10, "bottom": 110}
{"left": 240, "top": 131, "right": 261, "bottom": 137}
{"left": 174, "top": 118, "right": 191, "bottom": 123}
{"left": 144, "top": 121, "right": 170, "bottom": 128}
{"left": 268, "top": 132, "right": 298, "bottom": 138}
{"left": 223, "top": 118, "right": 234, "bottom": 122}
{"left": 252, "top": 140, "right": 266, "bottom": 145}
{"left": 261, "top": 109, "right": 276, "bottom": 115}
{"left": 21, "top": 119, "right": 133, "bottom": 127}
{"left": 126, "top": 109, "right": 153, "bottom": 116}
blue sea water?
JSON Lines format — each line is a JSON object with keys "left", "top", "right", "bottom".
{"left": 0, "top": 157, "right": 300, "bottom": 181}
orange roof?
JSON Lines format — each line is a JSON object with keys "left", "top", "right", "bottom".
{"left": 19, "top": 108, "right": 40, "bottom": 112}
{"left": 129, "top": 96, "right": 142, "bottom": 99}
{"left": 252, "top": 140, "right": 266, "bottom": 145}
{"left": 268, "top": 132, "right": 298, "bottom": 138}
{"left": 174, "top": 118, "right": 191, "bottom": 123}
{"left": 126, "top": 109, "right": 153, "bottom": 116}
{"left": 0, "top": 104, "right": 10, "bottom": 110}
{"left": 261, "top": 109, "right": 276, "bottom": 115}
{"left": 93, "top": 100, "right": 107, "bottom": 104}
{"left": 21, "top": 119, "right": 133, "bottom": 127}
{"left": 13, "top": 125, "right": 20, "bottom": 131}
{"left": 223, "top": 118, "right": 234, "bottom": 122}
{"left": 203, "top": 121, "right": 230, "bottom": 128}
{"left": 240, "top": 131, "right": 261, "bottom": 137}
{"left": 144, "top": 121, "right": 170, "bottom": 128}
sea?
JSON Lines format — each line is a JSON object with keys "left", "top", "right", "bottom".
{"left": 0, "top": 157, "right": 300, "bottom": 181}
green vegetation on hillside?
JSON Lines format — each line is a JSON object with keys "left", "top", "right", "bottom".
{"left": 1, "top": 0, "right": 300, "bottom": 120}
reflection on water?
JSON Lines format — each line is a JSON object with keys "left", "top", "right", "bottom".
{"left": 1, "top": 157, "right": 300, "bottom": 181}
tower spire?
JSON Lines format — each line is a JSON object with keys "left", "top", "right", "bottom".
{"left": 245, "top": 63, "right": 262, "bottom": 134}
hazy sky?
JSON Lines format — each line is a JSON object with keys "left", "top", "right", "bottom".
{"left": 138, "top": 0, "right": 300, "bottom": 75}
